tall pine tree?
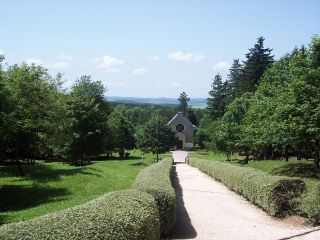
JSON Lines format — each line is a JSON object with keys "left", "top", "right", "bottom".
{"left": 226, "top": 58, "right": 243, "bottom": 104}
{"left": 178, "top": 91, "right": 190, "bottom": 115}
{"left": 239, "top": 37, "right": 274, "bottom": 94}
{"left": 207, "top": 74, "right": 227, "bottom": 120}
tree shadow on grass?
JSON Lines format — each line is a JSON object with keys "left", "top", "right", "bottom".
{"left": 0, "top": 184, "right": 69, "bottom": 212}
{"left": 0, "top": 164, "right": 101, "bottom": 183}
{"left": 165, "top": 164, "right": 197, "bottom": 239}
{"left": 129, "top": 161, "right": 148, "bottom": 166}
{"left": 271, "top": 163, "right": 320, "bottom": 180}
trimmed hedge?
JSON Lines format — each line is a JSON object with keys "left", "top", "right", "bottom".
{"left": 189, "top": 158, "right": 305, "bottom": 216}
{"left": 133, "top": 158, "right": 176, "bottom": 233}
{"left": 0, "top": 189, "right": 160, "bottom": 240}
{"left": 299, "top": 183, "right": 320, "bottom": 224}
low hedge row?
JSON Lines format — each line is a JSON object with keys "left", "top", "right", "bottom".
{"left": 133, "top": 158, "right": 176, "bottom": 233}
{"left": 0, "top": 189, "right": 160, "bottom": 240}
{"left": 189, "top": 158, "right": 305, "bottom": 216}
{"left": 299, "top": 183, "right": 320, "bottom": 224}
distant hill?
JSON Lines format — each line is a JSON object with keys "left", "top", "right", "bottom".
{"left": 108, "top": 96, "right": 207, "bottom": 108}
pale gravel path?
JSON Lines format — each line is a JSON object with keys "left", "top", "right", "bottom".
{"left": 167, "top": 151, "right": 320, "bottom": 240}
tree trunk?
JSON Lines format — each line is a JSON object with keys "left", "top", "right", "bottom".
{"left": 285, "top": 145, "right": 289, "bottom": 162}
{"left": 16, "top": 159, "right": 24, "bottom": 176}
{"left": 314, "top": 142, "right": 319, "bottom": 168}
{"left": 297, "top": 148, "right": 302, "bottom": 160}
{"left": 226, "top": 152, "right": 230, "bottom": 161}
{"left": 245, "top": 152, "right": 249, "bottom": 161}
{"left": 156, "top": 151, "right": 159, "bottom": 162}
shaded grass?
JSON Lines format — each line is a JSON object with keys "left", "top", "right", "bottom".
{"left": 0, "top": 150, "right": 168, "bottom": 224}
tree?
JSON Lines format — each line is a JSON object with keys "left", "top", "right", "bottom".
{"left": 178, "top": 91, "right": 190, "bottom": 115}
{"left": 241, "top": 38, "right": 320, "bottom": 166}
{"left": 226, "top": 59, "right": 243, "bottom": 103}
{"left": 186, "top": 108, "right": 198, "bottom": 126}
{"left": 135, "top": 116, "right": 176, "bottom": 161}
{"left": 216, "top": 93, "right": 252, "bottom": 159}
{"left": 239, "top": 36, "right": 274, "bottom": 94}
{"left": 68, "top": 76, "right": 108, "bottom": 164}
{"left": 107, "top": 110, "right": 135, "bottom": 158}
{"left": 207, "top": 74, "right": 227, "bottom": 120}
{"left": 4, "top": 64, "right": 58, "bottom": 162}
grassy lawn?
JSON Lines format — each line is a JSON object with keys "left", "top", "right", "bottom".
{"left": 0, "top": 150, "right": 170, "bottom": 225}
{"left": 190, "top": 151, "right": 234, "bottom": 161}
{"left": 190, "top": 151, "right": 319, "bottom": 182}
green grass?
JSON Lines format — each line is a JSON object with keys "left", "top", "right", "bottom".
{"left": 189, "top": 151, "right": 229, "bottom": 161}
{"left": 0, "top": 150, "right": 168, "bottom": 225}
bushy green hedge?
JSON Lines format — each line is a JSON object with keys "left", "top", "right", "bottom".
{"left": 189, "top": 158, "right": 305, "bottom": 216}
{"left": 299, "top": 183, "right": 320, "bottom": 224}
{"left": 0, "top": 190, "right": 160, "bottom": 240}
{"left": 133, "top": 158, "right": 176, "bottom": 233}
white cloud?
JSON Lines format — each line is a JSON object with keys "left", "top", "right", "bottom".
{"left": 50, "top": 61, "right": 71, "bottom": 69}
{"left": 168, "top": 51, "right": 205, "bottom": 62}
{"left": 149, "top": 55, "right": 160, "bottom": 61}
{"left": 105, "top": 81, "right": 129, "bottom": 88}
{"left": 170, "top": 82, "right": 181, "bottom": 88}
{"left": 58, "top": 54, "right": 73, "bottom": 61}
{"left": 155, "top": 82, "right": 163, "bottom": 87}
{"left": 133, "top": 67, "right": 147, "bottom": 75}
{"left": 25, "top": 54, "right": 73, "bottom": 69}
{"left": 213, "top": 61, "right": 230, "bottom": 70}
{"left": 94, "top": 55, "right": 124, "bottom": 73}
{"left": 25, "top": 58, "right": 43, "bottom": 65}
{"left": 0, "top": 49, "right": 3, "bottom": 55}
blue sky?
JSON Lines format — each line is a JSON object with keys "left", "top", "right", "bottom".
{"left": 1, "top": 0, "right": 319, "bottom": 98}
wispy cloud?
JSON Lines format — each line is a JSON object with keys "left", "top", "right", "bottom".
{"left": 213, "top": 61, "right": 230, "bottom": 70}
{"left": 0, "top": 49, "right": 4, "bottom": 55}
{"left": 25, "top": 58, "right": 43, "bottom": 65}
{"left": 133, "top": 67, "right": 147, "bottom": 75}
{"left": 58, "top": 54, "right": 73, "bottom": 61}
{"left": 25, "top": 54, "right": 73, "bottom": 69}
{"left": 105, "top": 81, "right": 129, "bottom": 88}
{"left": 149, "top": 55, "right": 160, "bottom": 61}
{"left": 50, "top": 61, "right": 71, "bottom": 69}
{"left": 170, "top": 82, "right": 181, "bottom": 88}
{"left": 168, "top": 51, "right": 205, "bottom": 62}
{"left": 93, "top": 55, "right": 124, "bottom": 73}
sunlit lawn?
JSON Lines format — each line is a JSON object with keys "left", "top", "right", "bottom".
{"left": 0, "top": 150, "right": 170, "bottom": 225}
{"left": 190, "top": 151, "right": 319, "bottom": 182}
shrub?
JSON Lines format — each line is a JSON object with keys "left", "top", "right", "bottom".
{"left": 0, "top": 189, "right": 160, "bottom": 240}
{"left": 189, "top": 158, "right": 305, "bottom": 216}
{"left": 299, "top": 183, "right": 320, "bottom": 224}
{"left": 133, "top": 158, "right": 176, "bottom": 233}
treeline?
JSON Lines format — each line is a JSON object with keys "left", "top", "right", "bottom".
{"left": 0, "top": 57, "right": 191, "bottom": 167}
{"left": 196, "top": 36, "right": 320, "bottom": 167}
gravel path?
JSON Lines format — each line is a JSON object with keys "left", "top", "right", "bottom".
{"left": 166, "top": 151, "right": 320, "bottom": 240}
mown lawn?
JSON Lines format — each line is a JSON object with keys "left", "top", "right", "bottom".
{"left": 0, "top": 150, "right": 170, "bottom": 225}
{"left": 190, "top": 151, "right": 319, "bottom": 180}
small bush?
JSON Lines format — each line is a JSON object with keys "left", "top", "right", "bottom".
{"left": 0, "top": 189, "right": 160, "bottom": 240}
{"left": 189, "top": 158, "right": 305, "bottom": 216}
{"left": 133, "top": 158, "right": 176, "bottom": 233}
{"left": 299, "top": 183, "right": 320, "bottom": 224}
